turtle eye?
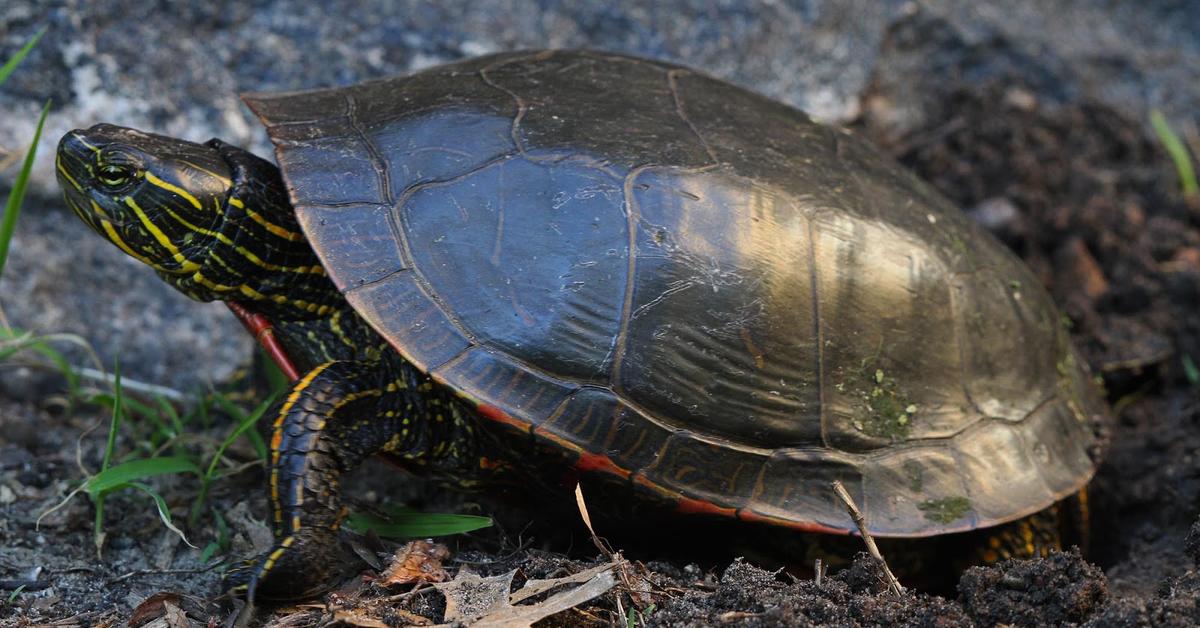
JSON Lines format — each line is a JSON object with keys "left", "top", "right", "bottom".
{"left": 97, "top": 164, "right": 135, "bottom": 189}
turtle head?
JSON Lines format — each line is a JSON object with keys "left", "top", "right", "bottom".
{"left": 58, "top": 124, "right": 342, "bottom": 321}
{"left": 57, "top": 124, "right": 233, "bottom": 276}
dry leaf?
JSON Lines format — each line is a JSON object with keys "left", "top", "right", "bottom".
{"left": 435, "top": 568, "right": 517, "bottom": 623}
{"left": 509, "top": 562, "right": 618, "bottom": 605}
{"left": 379, "top": 539, "right": 451, "bottom": 586}
{"left": 161, "top": 601, "right": 189, "bottom": 628}
{"left": 432, "top": 563, "right": 618, "bottom": 627}
{"left": 128, "top": 592, "right": 182, "bottom": 628}
{"left": 475, "top": 569, "right": 616, "bottom": 628}
{"left": 332, "top": 609, "right": 390, "bottom": 628}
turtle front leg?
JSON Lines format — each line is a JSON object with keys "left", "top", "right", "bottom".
{"left": 223, "top": 359, "right": 459, "bottom": 601}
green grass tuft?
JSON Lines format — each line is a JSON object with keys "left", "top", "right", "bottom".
{"left": 1150, "top": 109, "right": 1199, "bottom": 200}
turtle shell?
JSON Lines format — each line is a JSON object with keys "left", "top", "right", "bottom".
{"left": 243, "top": 50, "right": 1106, "bottom": 537}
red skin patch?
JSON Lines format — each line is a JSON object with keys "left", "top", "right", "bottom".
{"left": 227, "top": 301, "right": 301, "bottom": 381}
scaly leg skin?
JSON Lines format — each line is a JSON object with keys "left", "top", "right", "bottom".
{"left": 223, "top": 359, "right": 472, "bottom": 601}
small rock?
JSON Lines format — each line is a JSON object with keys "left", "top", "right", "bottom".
{"left": 1056, "top": 237, "right": 1110, "bottom": 300}
{"left": 1165, "top": 247, "right": 1200, "bottom": 272}
{"left": 968, "top": 197, "right": 1022, "bottom": 234}
{"left": 1185, "top": 519, "right": 1200, "bottom": 567}
{"left": 1004, "top": 87, "right": 1039, "bottom": 111}
{"left": 0, "top": 444, "right": 34, "bottom": 471}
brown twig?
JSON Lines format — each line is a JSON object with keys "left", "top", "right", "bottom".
{"left": 831, "top": 480, "right": 903, "bottom": 596}
{"left": 105, "top": 565, "right": 219, "bottom": 585}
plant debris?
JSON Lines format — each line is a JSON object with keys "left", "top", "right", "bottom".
{"left": 379, "top": 540, "right": 451, "bottom": 587}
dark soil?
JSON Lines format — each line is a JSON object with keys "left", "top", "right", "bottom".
{"left": 3, "top": 45, "right": 1200, "bottom": 628}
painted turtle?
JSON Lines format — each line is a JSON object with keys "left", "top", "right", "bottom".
{"left": 56, "top": 50, "right": 1107, "bottom": 600}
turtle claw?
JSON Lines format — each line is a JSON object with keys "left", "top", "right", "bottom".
{"left": 223, "top": 526, "right": 360, "bottom": 602}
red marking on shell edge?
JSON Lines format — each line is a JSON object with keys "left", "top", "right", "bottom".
{"left": 476, "top": 404, "right": 531, "bottom": 432}
{"left": 736, "top": 508, "right": 852, "bottom": 535}
{"left": 675, "top": 497, "right": 738, "bottom": 518}
{"left": 574, "top": 452, "right": 631, "bottom": 479}
{"left": 227, "top": 301, "right": 302, "bottom": 381}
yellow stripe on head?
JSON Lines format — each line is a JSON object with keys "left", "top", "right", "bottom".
{"left": 56, "top": 154, "right": 84, "bottom": 193}
{"left": 100, "top": 220, "right": 158, "bottom": 266}
{"left": 144, "top": 171, "right": 203, "bottom": 210}
{"left": 123, "top": 196, "right": 200, "bottom": 272}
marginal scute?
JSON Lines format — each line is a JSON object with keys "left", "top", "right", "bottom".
{"left": 747, "top": 450, "right": 861, "bottom": 533}
{"left": 954, "top": 419, "right": 1051, "bottom": 522}
{"left": 294, "top": 204, "right": 405, "bottom": 287}
{"left": 433, "top": 347, "right": 576, "bottom": 431}
{"left": 243, "top": 88, "right": 348, "bottom": 127}
{"left": 276, "top": 134, "right": 384, "bottom": 207}
{"left": 252, "top": 50, "right": 1108, "bottom": 537}
{"left": 860, "top": 448, "right": 976, "bottom": 534}
{"left": 1016, "top": 396, "right": 1098, "bottom": 495}
{"left": 638, "top": 434, "right": 768, "bottom": 509}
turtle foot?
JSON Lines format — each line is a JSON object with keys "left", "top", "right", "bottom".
{"left": 223, "top": 526, "right": 360, "bottom": 602}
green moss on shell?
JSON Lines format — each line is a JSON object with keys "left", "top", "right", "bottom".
{"left": 918, "top": 496, "right": 972, "bottom": 524}
{"left": 851, "top": 365, "right": 917, "bottom": 441}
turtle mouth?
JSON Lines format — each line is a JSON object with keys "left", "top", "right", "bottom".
{"left": 57, "top": 131, "right": 140, "bottom": 229}
{"left": 57, "top": 132, "right": 117, "bottom": 226}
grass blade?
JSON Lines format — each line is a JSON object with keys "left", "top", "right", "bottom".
{"left": 100, "top": 364, "right": 124, "bottom": 473}
{"left": 0, "top": 100, "right": 50, "bottom": 280}
{"left": 1151, "top": 109, "right": 1199, "bottom": 199}
{"left": 0, "top": 27, "right": 45, "bottom": 86}
{"left": 84, "top": 456, "right": 201, "bottom": 497}
{"left": 210, "top": 392, "right": 269, "bottom": 460}
{"left": 0, "top": 328, "right": 80, "bottom": 397}
{"left": 345, "top": 509, "right": 492, "bottom": 538}
{"left": 1183, "top": 354, "right": 1199, "bottom": 387}
{"left": 190, "top": 392, "right": 276, "bottom": 523}
{"left": 127, "top": 481, "right": 196, "bottom": 548}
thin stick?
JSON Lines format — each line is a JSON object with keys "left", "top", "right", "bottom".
{"left": 75, "top": 367, "right": 188, "bottom": 402}
{"left": 831, "top": 480, "right": 903, "bottom": 596}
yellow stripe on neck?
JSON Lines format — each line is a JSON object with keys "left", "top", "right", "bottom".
{"left": 228, "top": 197, "right": 305, "bottom": 242}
